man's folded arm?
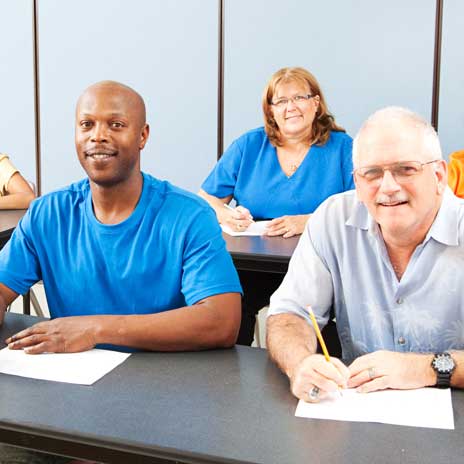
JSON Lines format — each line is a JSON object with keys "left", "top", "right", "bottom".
{"left": 93, "top": 292, "right": 242, "bottom": 351}
{"left": 6, "top": 292, "right": 242, "bottom": 353}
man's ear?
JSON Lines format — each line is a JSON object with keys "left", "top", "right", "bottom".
{"left": 434, "top": 160, "right": 447, "bottom": 194}
{"left": 139, "top": 124, "right": 150, "bottom": 150}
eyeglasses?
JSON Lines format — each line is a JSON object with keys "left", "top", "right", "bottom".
{"left": 354, "top": 160, "right": 440, "bottom": 185}
{"left": 271, "top": 94, "right": 314, "bottom": 109}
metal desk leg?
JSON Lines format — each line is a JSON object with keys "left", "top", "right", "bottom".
{"left": 22, "top": 291, "right": 31, "bottom": 315}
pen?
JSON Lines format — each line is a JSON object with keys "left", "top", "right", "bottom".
{"left": 308, "top": 306, "right": 343, "bottom": 396}
{"left": 223, "top": 203, "right": 236, "bottom": 212}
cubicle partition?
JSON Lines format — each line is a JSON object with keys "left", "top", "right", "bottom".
{"left": 0, "top": 0, "right": 462, "bottom": 196}
{"left": 0, "top": 0, "right": 36, "bottom": 183}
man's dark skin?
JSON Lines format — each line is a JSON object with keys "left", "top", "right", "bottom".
{"left": 0, "top": 81, "right": 241, "bottom": 353}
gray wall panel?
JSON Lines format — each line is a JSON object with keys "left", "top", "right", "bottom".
{"left": 224, "top": 0, "right": 435, "bottom": 147}
{"left": 39, "top": 0, "right": 218, "bottom": 193}
{"left": 0, "top": 0, "right": 36, "bottom": 184}
{"left": 439, "top": 0, "right": 463, "bottom": 159}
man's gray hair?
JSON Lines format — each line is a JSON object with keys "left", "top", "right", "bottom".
{"left": 352, "top": 106, "right": 442, "bottom": 167}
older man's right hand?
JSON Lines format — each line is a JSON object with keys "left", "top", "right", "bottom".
{"left": 289, "top": 354, "right": 350, "bottom": 402}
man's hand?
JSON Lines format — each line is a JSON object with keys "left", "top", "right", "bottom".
{"left": 348, "top": 350, "right": 436, "bottom": 392}
{"left": 6, "top": 316, "right": 98, "bottom": 354}
{"left": 290, "top": 354, "right": 349, "bottom": 402}
{"left": 265, "top": 214, "right": 310, "bottom": 238}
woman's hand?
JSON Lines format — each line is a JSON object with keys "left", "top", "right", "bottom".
{"left": 265, "top": 214, "right": 310, "bottom": 238}
{"left": 221, "top": 205, "right": 254, "bottom": 232}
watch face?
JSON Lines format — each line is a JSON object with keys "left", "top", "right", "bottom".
{"left": 433, "top": 354, "right": 455, "bottom": 373}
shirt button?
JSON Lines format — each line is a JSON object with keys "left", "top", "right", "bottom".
{"left": 396, "top": 298, "right": 404, "bottom": 304}
{"left": 398, "top": 336, "right": 406, "bottom": 345}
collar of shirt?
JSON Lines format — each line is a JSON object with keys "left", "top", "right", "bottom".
{"left": 344, "top": 187, "right": 462, "bottom": 246}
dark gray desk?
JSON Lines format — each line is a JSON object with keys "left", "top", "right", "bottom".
{"left": 223, "top": 233, "right": 299, "bottom": 274}
{"left": 0, "top": 209, "right": 26, "bottom": 248}
{"left": 0, "top": 313, "right": 463, "bottom": 464}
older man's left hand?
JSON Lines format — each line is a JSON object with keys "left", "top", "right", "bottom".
{"left": 265, "top": 214, "right": 310, "bottom": 238}
{"left": 6, "top": 316, "right": 98, "bottom": 354}
{"left": 348, "top": 350, "right": 436, "bottom": 392}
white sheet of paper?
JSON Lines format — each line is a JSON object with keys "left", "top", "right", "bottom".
{"left": 295, "top": 388, "right": 454, "bottom": 430}
{"left": 221, "top": 220, "right": 271, "bottom": 236}
{"left": 0, "top": 347, "right": 131, "bottom": 385}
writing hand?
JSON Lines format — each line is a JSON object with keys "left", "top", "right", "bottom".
{"left": 223, "top": 204, "right": 253, "bottom": 232}
{"left": 290, "top": 353, "right": 349, "bottom": 402}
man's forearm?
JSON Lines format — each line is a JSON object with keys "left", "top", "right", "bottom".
{"left": 93, "top": 293, "right": 241, "bottom": 351}
{"left": 266, "top": 313, "right": 317, "bottom": 379}
{"left": 390, "top": 350, "right": 464, "bottom": 389}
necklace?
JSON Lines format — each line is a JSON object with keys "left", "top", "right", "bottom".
{"left": 281, "top": 144, "right": 310, "bottom": 177}
{"left": 289, "top": 162, "right": 300, "bottom": 174}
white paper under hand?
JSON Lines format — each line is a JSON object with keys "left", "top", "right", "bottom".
{"left": 221, "top": 220, "right": 271, "bottom": 236}
{"left": 295, "top": 388, "right": 454, "bottom": 430}
{"left": 0, "top": 346, "right": 130, "bottom": 385}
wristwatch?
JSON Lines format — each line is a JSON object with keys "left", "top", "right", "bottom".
{"left": 431, "top": 352, "right": 455, "bottom": 388}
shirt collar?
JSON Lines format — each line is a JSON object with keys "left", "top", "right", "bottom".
{"left": 345, "top": 187, "right": 461, "bottom": 246}
{"left": 425, "top": 187, "right": 461, "bottom": 246}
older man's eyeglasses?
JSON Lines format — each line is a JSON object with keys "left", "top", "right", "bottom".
{"left": 271, "top": 94, "right": 314, "bottom": 109}
{"left": 354, "top": 160, "right": 440, "bottom": 185}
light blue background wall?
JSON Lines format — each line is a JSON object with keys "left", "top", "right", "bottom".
{"left": 38, "top": 0, "right": 218, "bottom": 193}
{"left": 439, "top": 0, "right": 463, "bottom": 159}
{"left": 224, "top": 0, "right": 435, "bottom": 148}
{"left": 0, "top": 0, "right": 36, "bottom": 183}
{"left": 0, "top": 0, "right": 461, "bottom": 193}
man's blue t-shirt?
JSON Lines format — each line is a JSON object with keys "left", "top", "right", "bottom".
{"left": 201, "top": 127, "right": 354, "bottom": 219}
{"left": 0, "top": 173, "right": 242, "bottom": 318}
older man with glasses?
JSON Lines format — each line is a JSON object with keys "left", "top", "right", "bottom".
{"left": 266, "top": 106, "right": 464, "bottom": 403}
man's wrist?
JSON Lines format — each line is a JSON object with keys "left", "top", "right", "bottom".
{"left": 422, "top": 353, "right": 438, "bottom": 387}
{"left": 286, "top": 351, "right": 313, "bottom": 382}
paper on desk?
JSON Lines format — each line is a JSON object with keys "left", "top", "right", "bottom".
{"left": 221, "top": 220, "right": 271, "bottom": 236}
{"left": 295, "top": 388, "right": 454, "bottom": 429}
{"left": 0, "top": 347, "right": 130, "bottom": 385}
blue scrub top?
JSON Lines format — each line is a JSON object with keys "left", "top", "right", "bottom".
{"left": 201, "top": 127, "right": 354, "bottom": 219}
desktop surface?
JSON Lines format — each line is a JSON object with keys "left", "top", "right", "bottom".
{"left": 223, "top": 233, "right": 299, "bottom": 273}
{"left": 0, "top": 313, "right": 463, "bottom": 464}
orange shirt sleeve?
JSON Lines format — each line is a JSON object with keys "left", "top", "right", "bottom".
{"left": 448, "top": 150, "right": 464, "bottom": 198}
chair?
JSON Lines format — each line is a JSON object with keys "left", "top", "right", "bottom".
{"left": 22, "top": 182, "right": 45, "bottom": 317}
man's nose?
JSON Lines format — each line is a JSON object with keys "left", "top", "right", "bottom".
{"left": 90, "top": 123, "right": 108, "bottom": 143}
{"left": 379, "top": 169, "right": 402, "bottom": 194}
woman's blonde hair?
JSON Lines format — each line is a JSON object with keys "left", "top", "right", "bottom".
{"left": 262, "top": 67, "right": 345, "bottom": 147}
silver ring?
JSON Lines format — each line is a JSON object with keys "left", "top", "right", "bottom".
{"left": 368, "top": 367, "right": 376, "bottom": 380}
{"left": 309, "top": 386, "right": 320, "bottom": 400}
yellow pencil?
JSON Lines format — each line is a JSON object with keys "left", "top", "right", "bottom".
{"left": 308, "top": 306, "right": 343, "bottom": 396}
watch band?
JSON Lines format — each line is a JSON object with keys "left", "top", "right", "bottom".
{"left": 435, "top": 370, "right": 451, "bottom": 388}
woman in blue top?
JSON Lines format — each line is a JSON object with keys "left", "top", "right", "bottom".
{"left": 199, "top": 67, "right": 354, "bottom": 345}
{"left": 199, "top": 66, "right": 354, "bottom": 237}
